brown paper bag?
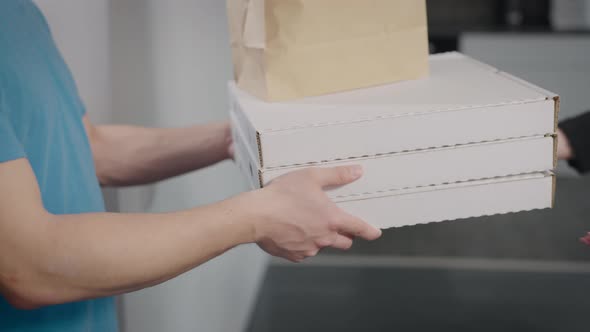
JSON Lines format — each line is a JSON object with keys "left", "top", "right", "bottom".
{"left": 227, "top": 0, "right": 429, "bottom": 101}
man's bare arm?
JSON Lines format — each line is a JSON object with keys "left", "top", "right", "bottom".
{"left": 83, "top": 117, "right": 231, "bottom": 186}
{"left": 0, "top": 158, "right": 256, "bottom": 309}
{"left": 0, "top": 159, "right": 381, "bottom": 310}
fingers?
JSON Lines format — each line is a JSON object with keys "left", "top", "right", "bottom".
{"left": 309, "top": 165, "right": 363, "bottom": 188}
{"left": 335, "top": 214, "right": 382, "bottom": 241}
{"left": 331, "top": 234, "right": 354, "bottom": 250}
{"left": 580, "top": 232, "right": 590, "bottom": 246}
{"left": 277, "top": 232, "right": 360, "bottom": 263}
{"left": 289, "top": 234, "right": 356, "bottom": 261}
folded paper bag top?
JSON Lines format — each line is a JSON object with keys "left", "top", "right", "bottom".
{"left": 226, "top": 0, "right": 430, "bottom": 102}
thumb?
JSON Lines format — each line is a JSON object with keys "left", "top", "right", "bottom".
{"left": 311, "top": 165, "right": 363, "bottom": 188}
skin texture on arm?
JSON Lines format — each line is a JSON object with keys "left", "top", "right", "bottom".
{"left": 0, "top": 158, "right": 381, "bottom": 310}
{"left": 83, "top": 116, "right": 232, "bottom": 187}
{"left": 0, "top": 158, "right": 255, "bottom": 309}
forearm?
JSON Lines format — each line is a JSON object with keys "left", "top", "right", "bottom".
{"left": 90, "top": 122, "right": 230, "bottom": 186}
{"left": 5, "top": 193, "right": 255, "bottom": 308}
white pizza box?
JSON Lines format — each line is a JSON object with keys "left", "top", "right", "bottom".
{"left": 231, "top": 110, "right": 556, "bottom": 199}
{"left": 233, "top": 129, "right": 555, "bottom": 229}
{"left": 338, "top": 172, "right": 555, "bottom": 229}
{"left": 229, "top": 52, "right": 559, "bottom": 169}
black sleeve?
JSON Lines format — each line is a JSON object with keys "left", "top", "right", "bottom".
{"left": 560, "top": 111, "right": 590, "bottom": 174}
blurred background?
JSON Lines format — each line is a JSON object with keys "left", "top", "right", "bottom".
{"left": 34, "top": 0, "right": 590, "bottom": 331}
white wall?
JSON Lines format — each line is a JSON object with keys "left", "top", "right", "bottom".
{"left": 34, "top": 0, "right": 112, "bottom": 124}
{"left": 110, "top": 1, "right": 269, "bottom": 332}
{"left": 35, "top": 1, "right": 269, "bottom": 331}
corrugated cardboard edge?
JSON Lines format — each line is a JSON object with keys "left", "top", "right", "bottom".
{"left": 258, "top": 99, "right": 551, "bottom": 133}
{"left": 553, "top": 134, "right": 559, "bottom": 169}
{"left": 249, "top": 136, "right": 555, "bottom": 203}
{"left": 256, "top": 131, "right": 264, "bottom": 168}
{"left": 262, "top": 135, "right": 551, "bottom": 171}
{"left": 553, "top": 96, "right": 561, "bottom": 133}
{"left": 230, "top": 107, "right": 265, "bottom": 190}
{"left": 250, "top": 136, "right": 555, "bottom": 192}
{"left": 551, "top": 96, "right": 560, "bottom": 209}
{"left": 333, "top": 172, "right": 551, "bottom": 202}
{"left": 229, "top": 82, "right": 267, "bottom": 168}
{"left": 493, "top": 70, "right": 560, "bottom": 183}
{"left": 258, "top": 170, "right": 557, "bottom": 208}
{"left": 257, "top": 169, "right": 264, "bottom": 189}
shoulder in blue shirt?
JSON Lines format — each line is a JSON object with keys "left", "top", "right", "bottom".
{"left": 0, "top": 1, "right": 117, "bottom": 331}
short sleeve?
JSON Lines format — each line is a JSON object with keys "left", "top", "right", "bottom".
{"left": 0, "top": 109, "right": 25, "bottom": 163}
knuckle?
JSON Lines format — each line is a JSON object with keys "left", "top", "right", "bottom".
{"left": 287, "top": 256, "right": 301, "bottom": 263}
{"left": 326, "top": 212, "right": 343, "bottom": 230}
{"left": 333, "top": 237, "right": 353, "bottom": 250}
{"left": 295, "top": 256, "right": 305, "bottom": 263}
{"left": 349, "top": 220, "right": 366, "bottom": 236}
{"left": 334, "top": 168, "right": 349, "bottom": 183}
{"left": 343, "top": 240, "right": 354, "bottom": 250}
{"left": 306, "top": 250, "right": 319, "bottom": 257}
{"left": 315, "top": 237, "right": 333, "bottom": 248}
{"left": 354, "top": 228, "right": 364, "bottom": 237}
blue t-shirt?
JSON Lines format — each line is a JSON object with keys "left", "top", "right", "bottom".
{"left": 0, "top": 1, "right": 118, "bottom": 331}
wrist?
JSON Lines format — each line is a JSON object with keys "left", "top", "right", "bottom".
{"left": 212, "top": 121, "right": 232, "bottom": 161}
{"left": 234, "top": 189, "right": 275, "bottom": 243}
{"left": 190, "top": 121, "right": 232, "bottom": 162}
{"left": 221, "top": 190, "right": 270, "bottom": 244}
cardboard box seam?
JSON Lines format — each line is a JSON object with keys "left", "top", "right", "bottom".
{"left": 259, "top": 170, "right": 554, "bottom": 195}
{"left": 333, "top": 171, "right": 553, "bottom": 203}
{"left": 228, "top": 102, "right": 265, "bottom": 168}
{"left": 233, "top": 114, "right": 556, "bottom": 197}
{"left": 553, "top": 96, "right": 561, "bottom": 133}
{"left": 258, "top": 169, "right": 264, "bottom": 189}
{"left": 257, "top": 99, "right": 551, "bottom": 133}
{"left": 256, "top": 131, "right": 264, "bottom": 168}
{"left": 259, "top": 133, "right": 555, "bottom": 169}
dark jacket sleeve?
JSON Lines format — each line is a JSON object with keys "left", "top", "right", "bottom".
{"left": 560, "top": 112, "right": 590, "bottom": 174}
